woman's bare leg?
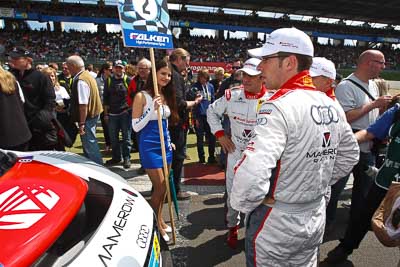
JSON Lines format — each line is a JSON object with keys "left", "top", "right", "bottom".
{"left": 159, "top": 165, "right": 172, "bottom": 229}
{"left": 146, "top": 168, "right": 167, "bottom": 235}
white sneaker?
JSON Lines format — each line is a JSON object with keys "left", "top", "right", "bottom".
{"left": 164, "top": 225, "right": 172, "bottom": 233}
{"left": 162, "top": 232, "right": 170, "bottom": 242}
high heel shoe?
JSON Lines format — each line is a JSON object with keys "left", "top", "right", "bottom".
{"left": 161, "top": 232, "right": 170, "bottom": 242}
{"left": 164, "top": 225, "right": 172, "bottom": 233}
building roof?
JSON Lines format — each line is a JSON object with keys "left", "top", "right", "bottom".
{"left": 170, "top": 0, "right": 400, "bottom": 25}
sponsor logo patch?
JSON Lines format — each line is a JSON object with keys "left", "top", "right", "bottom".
{"left": 0, "top": 185, "right": 59, "bottom": 230}
{"left": 256, "top": 99, "right": 265, "bottom": 112}
{"left": 98, "top": 190, "right": 138, "bottom": 265}
{"left": 242, "top": 129, "right": 256, "bottom": 139}
{"left": 257, "top": 117, "right": 268, "bottom": 125}
{"left": 310, "top": 105, "right": 339, "bottom": 125}
{"left": 322, "top": 132, "right": 331, "bottom": 148}
{"left": 18, "top": 156, "right": 33, "bottom": 163}
{"left": 259, "top": 108, "right": 273, "bottom": 115}
{"left": 306, "top": 148, "right": 337, "bottom": 163}
{"left": 137, "top": 225, "right": 150, "bottom": 248}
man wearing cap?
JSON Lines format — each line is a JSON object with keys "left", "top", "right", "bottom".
{"left": 103, "top": 60, "right": 132, "bottom": 169}
{"left": 310, "top": 57, "right": 337, "bottom": 100}
{"left": 230, "top": 28, "right": 359, "bottom": 266}
{"left": 310, "top": 57, "right": 344, "bottom": 232}
{"left": 66, "top": 55, "right": 103, "bottom": 165}
{"left": 215, "top": 60, "right": 244, "bottom": 169}
{"left": 327, "top": 50, "right": 393, "bottom": 263}
{"left": 8, "top": 46, "right": 57, "bottom": 151}
{"left": 208, "top": 57, "right": 272, "bottom": 249}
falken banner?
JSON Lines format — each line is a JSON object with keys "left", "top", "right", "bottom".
{"left": 117, "top": 0, "right": 173, "bottom": 49}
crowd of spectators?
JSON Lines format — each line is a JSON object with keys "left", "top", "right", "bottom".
{"left": 0, "top": 28, "right": 152, "bottom": 64}
{"left": 1, "top": 28, "right": 400, "bottom": 70}
{"left": 2, "top": 0, "right": 116, "bottom": 18}
{"left": 3, "top": 1, "right": 399, "bottom": 38}
{"left": 169, "top": 10, "right": 400, "bottom": 38}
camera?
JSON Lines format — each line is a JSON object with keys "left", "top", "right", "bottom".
{"left": 364, "top": 165, "right": 378, "bottom": 178}
{"left": 392, "top": 207, "right": 400, "bottom": 229}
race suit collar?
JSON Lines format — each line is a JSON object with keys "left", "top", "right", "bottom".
{"left": 325, "top": 88, "right": 336, "bottom": 100}
{"left": 244, "top": 84, "right": 267, "bottom": 99}
{"left": 270, "top": 70, "right": 316, "bottom": 101}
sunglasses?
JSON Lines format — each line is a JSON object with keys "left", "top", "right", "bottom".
{"left": 261, "top": 55, "right": 290, "bottom": 62}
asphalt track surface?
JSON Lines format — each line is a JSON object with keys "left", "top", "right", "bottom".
{"left": 111, "top": 163, "right": 399, "bottom": 267}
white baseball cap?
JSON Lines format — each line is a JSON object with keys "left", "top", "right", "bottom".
{"left": 114, "top": 59, "right": 125, "bottom": 67}
{"left": 237, "top": 58, "right": 261, "bottom": 76}
{"left": 248, "top": 27, "right": 314, "bottom": 58}
{"left": 310, "top": 57, "right": 336, "bottom": 80}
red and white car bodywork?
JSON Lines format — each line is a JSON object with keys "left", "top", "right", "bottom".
{"left": 0, "top": 151, "right": 161, "bottom": 267}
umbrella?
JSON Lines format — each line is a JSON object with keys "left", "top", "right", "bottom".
{"left": 169, "top": 169, "right": 180, "bottom": 219}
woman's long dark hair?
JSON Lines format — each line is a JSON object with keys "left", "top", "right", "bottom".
{"left": 96, "top": 62, "right": 112, "bottom": 78}
{"left": 144, "top": 59, "right": 179, "bottom": 126}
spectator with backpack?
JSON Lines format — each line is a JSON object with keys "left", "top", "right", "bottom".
{"left": 96, "top": 62, "right": 113, "bottom": 152}
{"left": 103, "top": 60, "right": 132, "bottom": 169}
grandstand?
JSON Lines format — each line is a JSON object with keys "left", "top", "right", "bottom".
{"left": 1, "top": 0, "right": 400, "bottom": 79}
{"left": 1, "top": 0, "right": 400, "bottom": 39}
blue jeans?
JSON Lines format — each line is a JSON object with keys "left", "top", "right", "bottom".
{"left": 80, "top": 115, "right": 103, "bottom": 165}
{"left": 108, "top": 111, "right": 132, "bottom": 161}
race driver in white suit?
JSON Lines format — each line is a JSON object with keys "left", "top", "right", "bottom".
{"left": 207, "top": 58, "right": 272, "bottom": 249}
{"left": 230, "top": 27, "right": 360, "bottom": 266}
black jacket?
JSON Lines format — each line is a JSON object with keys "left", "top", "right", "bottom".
{"left": 0, "top": 89, "right": 31, "bottom": 148}
{"left": 11, "top": 68, "right": 55, "bottom": 124}
{"left": 216, "top": 75, "right": 242, "bottom": 99}
{"left": 11, "top": 68, "right": 56, "bottom": 150}
{"left": 171, "top": 63, "right": 188, "bottom": 128}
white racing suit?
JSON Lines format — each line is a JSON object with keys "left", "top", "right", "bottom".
{"left": 207, "top": 85, "right": 271, "bottom": 228}
{"left": 231, "top": 78, "right": 360, "bottom": 267}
